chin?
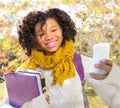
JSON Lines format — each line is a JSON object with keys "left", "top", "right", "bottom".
{"left": 47, "top": 47, "right": 58, "bottom": 52}
{"left": 44, "top": 49, "right": 56, "bottom": 55}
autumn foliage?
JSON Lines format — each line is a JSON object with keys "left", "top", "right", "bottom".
{"left": 0, "top": 0, "right": 120, "bottom": 75}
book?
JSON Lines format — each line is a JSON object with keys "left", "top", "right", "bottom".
{"left": 4, "top": 70, "right": 46, "bottom": 108}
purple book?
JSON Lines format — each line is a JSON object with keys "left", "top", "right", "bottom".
{"left": 4, "top": 71, "right": 46, "bottom": 108}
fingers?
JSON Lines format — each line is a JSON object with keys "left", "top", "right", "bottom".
{"left": 90, "top": 59, "right": 113, "bottom": 80}
{"left": 94, "top": 59, "right": 112, "bottom": 72}
{"left": 45, "top": 94, "right": 50, "bottom": 104}
{"left": 100, "top": 59, "right": 112, "bottom": 66}
{"left": 89, "top": 73, "right": 107, "bottom": 80}
{"left": 94, "top": 64, "right": 111, "bottom": 73}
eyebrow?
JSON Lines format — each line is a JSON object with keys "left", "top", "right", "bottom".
{"left": 47, "top": 25, "right": 57, "bottom": 29}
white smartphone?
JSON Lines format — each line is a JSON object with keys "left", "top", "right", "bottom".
{"left": 91, "top": 43, "right": 110, "bottom": 74}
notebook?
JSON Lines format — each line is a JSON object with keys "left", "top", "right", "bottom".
{"left": 4, "top": 70, "right": 46, "bottom": 108}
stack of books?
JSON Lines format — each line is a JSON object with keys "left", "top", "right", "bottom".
{"left": 4, "top": 70, "right": 46, "bottom": 108}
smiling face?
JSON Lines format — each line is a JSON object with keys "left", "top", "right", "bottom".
{"left": 35, "top": 18, "right": 63, "bottom": 55}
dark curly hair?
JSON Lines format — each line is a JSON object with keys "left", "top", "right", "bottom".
{"left": 18, "top": 8, "right": 77, "bottom": 56}
{"left": 17, "top": 11, "right": 45, "bottom": 56}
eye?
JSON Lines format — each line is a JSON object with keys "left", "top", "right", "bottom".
{"left": 51, "top": 29, "right": 57, "bottom": 32}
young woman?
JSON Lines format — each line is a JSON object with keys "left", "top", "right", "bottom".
{"left": 1, "top": 8, "right": 120, "bottom": 108}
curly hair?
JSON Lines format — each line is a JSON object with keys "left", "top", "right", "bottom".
{"left": 18, "top": 8, "right": 77, "bottom": 56}
{"left": 17, "top": 11, "right": 45, "bottom": 56}
{"left": 45, "top": 8, "right": 77, "bottom": 45}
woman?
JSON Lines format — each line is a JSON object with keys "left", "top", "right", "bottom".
{"left": 1, "top": 8, "right": 120, "bottom": 108}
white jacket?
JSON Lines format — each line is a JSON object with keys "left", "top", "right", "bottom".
{"left": 0, "top": 55, "right": 120, "bottom": 108}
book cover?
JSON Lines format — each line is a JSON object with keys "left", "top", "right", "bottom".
{"left": 4, "top": 71, "right": 46, "bottom": 108}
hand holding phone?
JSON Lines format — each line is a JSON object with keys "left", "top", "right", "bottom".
{"left": 92, "top": 43, "right": 110, "bottom": 74}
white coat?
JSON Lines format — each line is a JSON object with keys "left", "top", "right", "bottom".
{"left": 0, "top": 55, "right": 120, "bottom": 108}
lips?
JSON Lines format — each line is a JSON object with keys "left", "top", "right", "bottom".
{"left": 46, "top": 41, "right": 57, "bottom": 48}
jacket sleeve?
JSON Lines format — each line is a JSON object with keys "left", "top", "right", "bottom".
{"left": 16, "top": 68, "right": 50, "bottom": 108}
{"left": 22, "top": 94, "right": 50, "bottom": 108}
{"left": 0, "top": 69, "right": 50, "bottom": 108}
{"left": 0, "top": 92, "right": 50, "bottom": 108}
{"left": 0, "top": 93, "right": 14, "bottom": 108}
{"left": 81, "top": 55, "right": 120, "bottom": 108}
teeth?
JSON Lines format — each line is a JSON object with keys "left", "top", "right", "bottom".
{"left": 46, "top": 41, "right": 56, "bottom": 47}
{"left": 48, "top": 42, "right": 56, "bottom": 45}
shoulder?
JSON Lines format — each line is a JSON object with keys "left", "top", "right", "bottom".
{"left": 16, "top": 57, "right": 36, "bottom": 72}
{"left": 81, "top": 55, "right": 92, "bottom": 64}
{"left": 74, "top": 53, "right": 92, "bottom": 63}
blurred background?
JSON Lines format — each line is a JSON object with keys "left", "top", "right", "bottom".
{"left": 0, "top": 0, "right": 120, "bottom": 108}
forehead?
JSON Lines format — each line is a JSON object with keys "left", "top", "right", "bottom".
{"left": 35, "top": 18, "right": 60, "bottom": 33}
{"left": 45, "top": 18, "right": 60, "bottom": 28}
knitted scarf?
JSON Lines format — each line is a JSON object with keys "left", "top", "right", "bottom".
{"left": 19, "top": 40, "right": 75, "bottom": 86}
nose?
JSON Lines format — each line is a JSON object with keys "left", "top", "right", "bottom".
{"left": 45, "top": 32, "right": 53, "bottom": 40}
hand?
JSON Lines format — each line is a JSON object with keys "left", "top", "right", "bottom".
{"left": 45, "top": 94, "right": 50, "bottom": 104}
{"left": 90, "top": 59, "right": 112, "bottom": 80}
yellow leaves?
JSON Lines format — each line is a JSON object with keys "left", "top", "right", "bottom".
{"left": 0, "top": 3, "right": 4, "bottom": 8}
{"left": 74, "top": 1, "right": 120, "bottom": 67}
{"left": 110, "top": 40, "right": 120, "bottom": 65}
{"left": 88, "top": 0, "right": 104, "bottom": 14}
{"left": 109, "top": 18, "right": 120, "bottom": 27}
{"left": 1, "top": 39, "right": 11, "bottom": 48}
{"left": 107, "top": 31, "right": 112, "bottom": 36}
{"left": 75, "top": 12, "right": 81, "bottom": 18}
{"left": 115, "top": 0, "right": 120, "bottom": 4}
{"left": 95, "top": 35, "right": 99, "bottom": 42}
{"left": 110, "top": 40, "right": 120, "bottom": 51}
{"left": 0, "top": 0, "right": 120, "bottom": 69}
{"left": 0, "top": 19, "right": 4, "bottom": 25}
{"left": 80, "top": 11, "right": 88, "bottom": 21}
{"left": 0, "top": 19, "right": 4, "bottom": 34}
{"left": 88, "top": 2, "right": 94, "bottom": 13}
{"left": 61, "top": 0, "right": 79, "bottom": 4}
{"left": 112, "top": 5, "right": 120, "bottom": 15}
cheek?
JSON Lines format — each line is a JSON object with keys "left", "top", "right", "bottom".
{"left": 38, "top": 38, "right": 41, "bottom": 43}
{"left": 59, "top": 30, "right": 63, "bottom": 38}
{"left": 37, "top": 37, "right": 45, "bottom": 47}
{"left": 56, "top": 30, "right": 62, "bottom": 38}
{"left": 36, "top": 37, "right": 42, "bottom": 45}
{"left": 37, "top": 36, "right": 43, "bottom": 43}
{"left": 59, "top": 33, "right": 63, "bottom": 40}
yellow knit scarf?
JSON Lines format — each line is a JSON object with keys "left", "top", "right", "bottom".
{"left": 19, "top": 40, "right": 75, "bottom": 86}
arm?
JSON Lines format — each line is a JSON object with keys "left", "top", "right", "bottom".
{"left": 88, "top": 63, "right": 120, "bottom": 108}
{"left": 16, "top": 69, "right": 50, "bottom": 108}
{"left": 22, "top": 75, "right": 85, "bottom": 108}
{"left": 81, "top": 55, "right": 120, "bottom": 108}
{"left": 0, "top": 93, "right": 14, "bottom": 108}
{"left": 22, "top": 94, "right": 50, "bottom": 108}
{"left": 1, "top": 69, "right": 50, "bottom": 108}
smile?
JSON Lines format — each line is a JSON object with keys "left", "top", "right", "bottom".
{"left": 46, "top": 41, "right": 57, "bottom": 48}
